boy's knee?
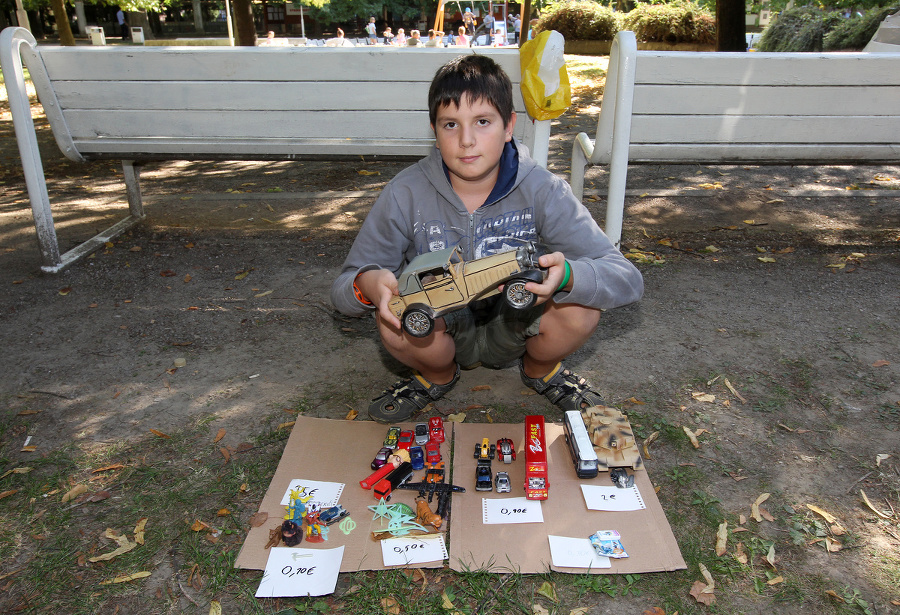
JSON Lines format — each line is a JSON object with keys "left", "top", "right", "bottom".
{"left": 541, "top": 302, "right": 601, "bottom": 337}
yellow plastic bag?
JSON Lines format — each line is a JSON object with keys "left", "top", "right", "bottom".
{"left": 519, "top": 30, "right": 571, "bottom": 121}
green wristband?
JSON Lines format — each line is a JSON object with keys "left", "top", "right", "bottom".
{"left": 556, "top": 260, "right": 572, "bottom": 292}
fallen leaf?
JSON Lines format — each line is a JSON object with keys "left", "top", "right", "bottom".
{"left": 277, "top": 421, "right": 296, "bottom": 430}
{"left": 59, "top": 287, "right": 72, "bottom": 296}
{"left": 0, "top": 467, "right": 32, "bottom": 479}
{"left": 760, "top": 507, "right": 775, "bottom": 522}
{"left": 357, "top": 169, "right": 380, "bottom": 176}
{"left": 0, "top": 489, "right": 18, "bottom": 500}
{"left": 875, "top": 453, "right": 891, "bottom": 466}
{"left": 723, "top": 377, "right": 747, "bottom": 403}
{"left": 860, "top": 489, "right": 892, "bottom": 519}
{"left": 92, "top": 464, "right": 124, "bottom": 474}
{"left": 690, "top": 580, "right": 716, "bottom": 605}
{"left": 625, "top": 396, "right": 645, "bottom": 404}
{"left": 825, "top": 536, "right": 842, "bottom": 552}
{"left": 641, "top": 609, "right": 665, "bottom": 615}
{"left": 715, "top": 521, "right": 728, "bottom": 556}
{"left": 345, "top": 409, "right": 359, "bottom": 420}
{"left": 765, "top": 544, "right": 777, "bottom": 568}
{"left": 62, "top": 484, "right": 88, "bottom": 503}
{"left": 537, "top": 580, "right": 559, "bottom": 602}
{"left": 255, "top": 290, "right": 273, "bottom": 298}
{"left": 767, "top": 576, "right": 784, "bottom": 585}
{"left": 149, "top": 429, "right": 171, "bottom": 439}
{"left": 380, "top": 596, "right": 401, "bottom": 615}
{"left": 209, "top": 600, "right": 222, "bottom": 615}
{"left": 751, "top": 493, "right": 771, "bottom": 522}
{"left": 134, "top": 518, "right": 147, "bottom": 544}
{"left": 734, "top": 541, "right": 748, "bottom": 564}
{"left": 220, "top": 447, "right": 231, "bottom": 463}
{"left": 89, "top": 537, "right": 137, "bottom": 562}
{"left": 249, "top": 512, "right": 268, "bottom": 527}
{"left": 806, "top": 504, "right": 838, "bottom": 524}
{"left": 691, "top": 391, "right": 715, "bottom": 403}
{"left": 471, "top": 384, "right": 492, "bottom": 391}
{"left": 682, "top": 426, "right": 701, "bottom": 449}
{"left": 87, "top": 490, "right": 111, "bottom": 503}
{"left": 213, "top": 428, "right": 226, "bottom": 443}
{"left": 872, "top": 360, "right": 890, "bottom": 367}
{"left": 446, "top": 412, "right": 466, "bottom": 423}
{"left": 532, "top": 606, "right": 550, "bottom": 615}
{"left": 99, "top": 571, "right": 151, "bottom": 585}
{"left": 739, "top": 514, "right": 747, "bottom": 525}
{"left": 191, "top": 519, "right": 210, "bottom": 532}
{"left": 235, "top": 269, "right": 251, "bottom": 280}
{"left": 758, "top": 257, "right": 776, "bottom": 263}
{"left": 825, "top": 589, "right": 845, "bottom": 602}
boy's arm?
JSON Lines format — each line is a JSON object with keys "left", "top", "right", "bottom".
{"left": 530, "top": 174, "right": 644, "bottom": 310}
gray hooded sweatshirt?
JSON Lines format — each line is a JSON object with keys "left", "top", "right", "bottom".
{"left": 331, "top": 142, "right": 643, "bottom": 316}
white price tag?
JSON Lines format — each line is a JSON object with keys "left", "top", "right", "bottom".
{"left": 481, "top": 497, "right": 544, "bottom": 524}
{"left": 381, "top": 535, "right": 448, "bottom": 566}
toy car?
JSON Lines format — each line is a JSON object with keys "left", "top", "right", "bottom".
{"left": 429, "top": 417, "right": 445, "bottom": 443}
{"left": 371, "top": 446, "right": 393, "bottom": 470}
{"left": 425, "top": 442, "right": 441, "bottom": 464}
{"left": 383, "top": 426, "right": 401, "bottom": 449}
{"left": 475, "top": 462, "right": 493, "bottom": 491}
{"left": 496, "top": 438, "right": 516, "bottom": 463}
{"left": 387, "top": 242, "right": 548, "bottom": 338}
{"left": 475, "top": 437, "right": 496, "bottom": 460}
{"left": 414, "top": 422, "right": 430, "bottom": 446}
{"left": 410, "top": 446, "right": 425, "bottom": 470}
{"left": 495, "top": 471, "right": 511, "bottom": 493}
{"left": 397, "top": 430, "right": 414, "bottom": 450}
{"left": 319, "top": 505, "right": 349, "bottom": 525}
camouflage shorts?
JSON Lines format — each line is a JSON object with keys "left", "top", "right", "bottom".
{"left": 442, "top": 297, "right": 544, "bottom": 370}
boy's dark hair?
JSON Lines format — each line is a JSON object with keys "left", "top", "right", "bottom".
{"left": 428, "top": 55, "right": 514, "bottom": 127}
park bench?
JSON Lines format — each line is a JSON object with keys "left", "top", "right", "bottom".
{"left": 571, "top": 30, "right": 900, "bottom": 248}
{"left": 1, "top": 26, "right": 553, "bottom": 273}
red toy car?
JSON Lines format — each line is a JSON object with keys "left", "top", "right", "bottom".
{"left": 397, "top": 430, "right": 414, "bottom": 450}
{"left": 425, "top": 442, "right": 441, "bottom": 464}
{"left": 429, "top": 417, "right": 445, "bottom": 443}
{"left": 497, "top": 438, "right": 516, "bottom": 463}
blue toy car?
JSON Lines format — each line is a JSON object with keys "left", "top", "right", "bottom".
{"left": 410, "top": 446, "right": 425, "bottom": 470}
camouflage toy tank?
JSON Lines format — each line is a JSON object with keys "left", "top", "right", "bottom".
{"left": 581, "top": 406, "right": 644, "bottom": 471}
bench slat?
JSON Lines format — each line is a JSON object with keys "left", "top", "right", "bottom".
{"left": 627, "top": 143, "right": 900, "bottom": 163}
{"left": 635, "top": 52, "right": 900, "bottom": 86}
{"left": 629, "top": 115, "right": 899, "bottom": 145}
{"left": 38, "top": 46, "right": 524, "bottom": 83}
{"left": 52, "top": 81, "right": 528, "bottom": 114}
{"left": 633, "top": 85, "right": 900, "bottom": 117}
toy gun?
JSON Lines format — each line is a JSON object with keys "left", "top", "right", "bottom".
{"left": 397, "top": 480, "right": 465, "bottom": 519}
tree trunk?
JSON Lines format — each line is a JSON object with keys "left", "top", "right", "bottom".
{"left": 233, "top": 0, "right": 257, "bottom": 46}
{"left": 49, "top": 0, "right": 76, "bottom": 45}
{"left": 716, "top": 0, "right": 746, "bottom": 51}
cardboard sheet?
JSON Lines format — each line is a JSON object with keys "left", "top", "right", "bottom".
{"left": 236, "top": 416, "right": 685, "bottom": 575}
{"left": 235, "top": 416, "right": 451, "bottom": 571}
{"left": 448, "top": 422, "right": 685, "bottom": 574}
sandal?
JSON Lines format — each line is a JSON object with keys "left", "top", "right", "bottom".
{"left": 368, "top": 365, "right": 460, "bottom": 423}
{"left": 520, "top": 361, "right": 605, "bottom": 411}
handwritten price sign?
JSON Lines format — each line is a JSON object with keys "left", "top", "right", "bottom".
{"left": 482, "top": 497, "right": 544, "bottom": 524}
{"left": 382, "top": 535, "right": 447, "bottom": 566}
{"left": 256, "top": 547, "right": 344, "bottom": 598}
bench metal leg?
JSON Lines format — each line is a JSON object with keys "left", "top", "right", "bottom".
{"left": 122, "top": 160, "right": 146, "bottom": 218}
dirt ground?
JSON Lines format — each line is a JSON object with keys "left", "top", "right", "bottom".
{"left": 2, "top": 61, "right": 899, "bottom": 613}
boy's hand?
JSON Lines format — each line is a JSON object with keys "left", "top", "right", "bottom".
{"left": 526, "top": 252, "right": 570, "bottom": 304}
{"left": 355, "top": 269, "right": 401, "bottom": 329}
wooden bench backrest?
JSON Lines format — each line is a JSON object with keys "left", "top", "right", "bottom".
{"left": 25, "top": 45, "right": 536, "bottom": 162}
{"left": 612, "top": 46, "right": 900, "bottom": 164}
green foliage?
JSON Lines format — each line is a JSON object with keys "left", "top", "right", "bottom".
{"left": 824, "top": 5, "right": 899, "bottom": 50}
{"left": 757, "top": 6, "right": 844, "bottom": 52}
{"left": 621, "top": 1, "right": 715, "bottom": 44}
{"left": 535, "top": 1, "right": 621, "bottom": 41}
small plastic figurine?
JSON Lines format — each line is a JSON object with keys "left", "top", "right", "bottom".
{"left": 415, "top": 497, "right": 442, "bottom": 529}
{"left": 281, "top": 519, "right": 303, "bottom": 547}
{"left": 305, "top": 507, "right": 326, "bottom": 543}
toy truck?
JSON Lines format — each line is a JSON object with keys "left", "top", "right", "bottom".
{"left": 524, "top": 415, "right": 549, "bottom": 500}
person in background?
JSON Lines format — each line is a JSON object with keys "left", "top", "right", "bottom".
{"left": 455, "top": 25, "right": 469, "bottom": 47}
{"left": 424, "top": 29, "right": 444, "bottom": 47}
{"left": 513, "top": 15, "right": 521, "bottom": 43}
{"left": 492, "top": 27, "right": 505, "bottom": 46}
{"left": 116, "top": 7, "right": 128, "bottom": 39}
{"left": 462, "top": 7, "right": 477, "bottom": 37}
{"left": 383, "top": 26, "right": 395, "bottom": 45}
{"left": 365, "top": 17, "right": 378, "bottom": 45}
{"left": 394, "top": 28, "right": 407, "bottom": 45}
{"left": 407, "top": 29, "right": 422, "bottom": 46}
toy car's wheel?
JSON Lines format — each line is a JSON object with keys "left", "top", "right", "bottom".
{"left": 402, "top": 309, "right": 434, "bottom": 338}
{"left": 504, "top": 279, "right": 536, "bottom": 309}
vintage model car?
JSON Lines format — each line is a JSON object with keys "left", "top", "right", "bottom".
{"left": 496, "top": 437, "right": 516, "bottom": 463}
{"left": 495, "top": 471, "right": 511, "bottom": 493}
{"left": 429, "top": 417, "right": 445, "bottom": 443}
{"left": 387, "top": 242, "right": 548, "bottom": 338}
{"left": 475, "top": 462, "right": 493, "bottom": 491}
{"left": 414, "top": 422, "right": 430, "bottom": 446}
{"left": 397, "top": 430, "right": 415, "bottom": 451}
{"left": 383, "top": 426, "right": 401, "bottom": 449}
{"left": 475, "top": 437, "right": 496, "bottom": 460}
{"left": 582, "top": 406, "right": 644, "bottom": 471}
{"left": 371, "top": 446, "right": 393, "bottom": 470}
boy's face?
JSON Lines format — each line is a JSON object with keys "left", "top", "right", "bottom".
{"left": 432, "top": 95, "right": 516, "bottom": 189}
